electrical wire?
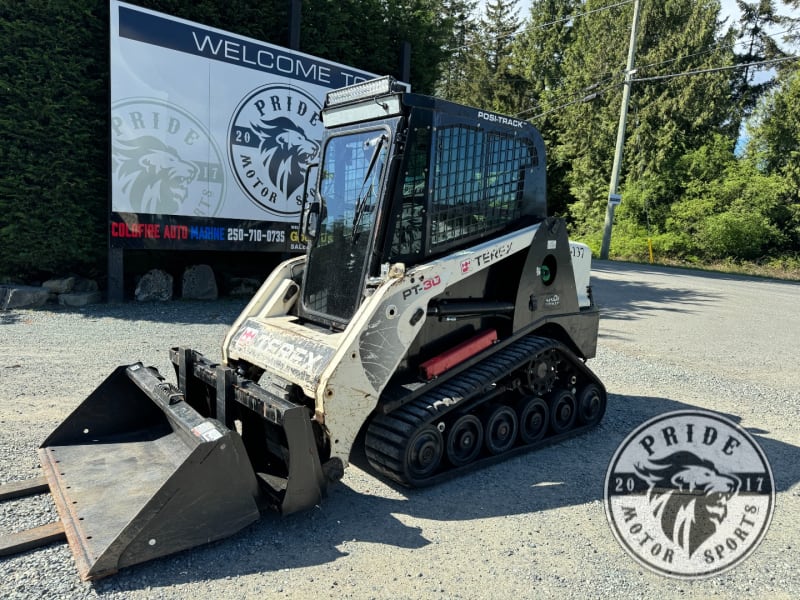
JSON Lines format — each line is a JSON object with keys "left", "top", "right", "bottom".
{"left": 634, "top": 23, "right": 800, "bottom": 76}
{"left": 517, "top": 82, "right": 621, "bottom": 119}
{"left": 631, "top": 55, "right": 800, "bottom": 82}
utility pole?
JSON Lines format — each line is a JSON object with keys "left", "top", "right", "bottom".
{"left": 600, "top": 0, "right": 641, "bottom": 260}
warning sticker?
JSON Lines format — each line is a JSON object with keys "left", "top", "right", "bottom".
{"left": 191, "top": 421, "right": 224, "bottom": 442}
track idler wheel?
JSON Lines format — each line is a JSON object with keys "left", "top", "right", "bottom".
{"left": 516, "top": 396, "right": 549, "bottom": 444}
{"left": 548, "top": 389, "right": 577, "bottom": 434}
{"left": 446, "top": 414, "right": 484, "bottom": 466}
{"left": 482, "top": 404, "right": 518, "bottom": 455}
{"left": 404, "top": 425, "right": 444, "bottom": 481}
{"left": 577, "top": 383, "right": 606, "bottom": 426}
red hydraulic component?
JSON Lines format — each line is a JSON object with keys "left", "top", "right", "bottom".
{"left": 420, "top": 329, "right": 498, "bottom": 379}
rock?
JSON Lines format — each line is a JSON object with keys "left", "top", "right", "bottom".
{"left": 58, "top": 291, "right": 103, "bottom": 307}
{"left": 71, "top": 277, "right": 99, "bottom": 293}
{"left": 135, "top": 269, "right": 173, "bottom": 302}
{"left": 182, "top": 265, "right": 218, "bottom": 300}
{"left": 42, "top": 276, "right": 76, "bottom": 294}
{"left": 1, "top": 285, "right": 51, "bottom": 309}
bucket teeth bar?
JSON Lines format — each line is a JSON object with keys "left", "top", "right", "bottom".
{"left": 169, "top": 347, "right": 327, "bottom": 515}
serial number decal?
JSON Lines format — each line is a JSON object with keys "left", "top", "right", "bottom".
{"left": 570, "top": 244, "right": 586, "bottom": 259}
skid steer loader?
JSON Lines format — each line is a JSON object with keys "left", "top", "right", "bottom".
{"left": 18, "top": 77, "right": 606, "bottom": 579}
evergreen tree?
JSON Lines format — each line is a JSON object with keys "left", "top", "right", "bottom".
{"left": 556, "top": 0, "right": 737, "bottom": 240}
{"left": 729, "top": 0, "right": 790, "bottom": 120}
{"left": 436, "top": 0, "right": 480, "bottom": 100}
{"left": 450, "top": 0, "right": 523, "bottom": 112}
{"left": 0, "top": 0, "right": 108, "bottom": 279}
{"left": 745, "top": 64, "right": 800, "bottom": 249}
{"left": 511, "top": 0, "right": 580, "bottom": 216}
{"left": 552, "top": 0, "right": 632, "bottom": 234}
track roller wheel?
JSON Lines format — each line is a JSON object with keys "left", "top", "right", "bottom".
{"left": 446, "top": 414, "right": 484, "bottom": 466}
{"left": 577, "top": 383, "right": 606, "bottom": 426}
{"left": 404, "top": 425, "right": 444, "bottom": 481}
{"left": 548, "top": 389, "right": 577, "bottom": 434}
{"left": 516, "top": 396, "right": 549, "bottom": 444}
{"left": 483, "top": 404, "right": 518, "bottom": 455}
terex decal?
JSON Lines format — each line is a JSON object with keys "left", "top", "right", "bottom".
{"left": 232, "top": 322, "right": 333, "bottom": 383}
{"left": 476, "top": 242, "right": 512, "bottom": 267}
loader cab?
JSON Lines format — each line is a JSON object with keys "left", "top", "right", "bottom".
{"left": 299, "top": 76, "right": 547, "bottom": 330}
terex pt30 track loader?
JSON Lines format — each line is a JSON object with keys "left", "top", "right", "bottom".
{"left": 38, "top": 77, "right": 606, "bottom": 579}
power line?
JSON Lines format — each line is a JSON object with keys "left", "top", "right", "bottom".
{"left": 517, "top": 82, "right": 620, "bottom": 119}
{"left": 515, "top": 55, "right": 798, "bottom": 122}
{"left": 632, "top": 55, "right": 800, "bottom": 82}
{"left": 634, "top": 23, "right": 800, "bottom": 76}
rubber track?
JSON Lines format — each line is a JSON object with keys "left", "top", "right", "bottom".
{"left": 365, "top": 335, "right": 605, "bottom": 487}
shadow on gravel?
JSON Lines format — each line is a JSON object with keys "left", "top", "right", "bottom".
{"left": 91, "top": 391, "right": 799, "bottom": 592}
{"left": 0, "top": 311, "right": 23, "bottom": 325}
{"left": 591, "top": 266, "right": 720, "bottom": 323}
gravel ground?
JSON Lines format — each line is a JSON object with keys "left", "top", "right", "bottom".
{"left": 0, "top": 263, "right": 798, "bottom": 599}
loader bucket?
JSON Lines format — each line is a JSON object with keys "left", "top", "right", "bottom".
{"left": 38, "top": 364, "right": 262, "bottom": 581}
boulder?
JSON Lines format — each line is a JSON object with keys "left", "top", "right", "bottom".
{"left": 1, "top": 285, "right": 51, "bottom": 310}
{"left": 58, "top": 291, "right": 103, "bottom": 307}
{"left": 182, "top": 265, "right": 218, "bottom": 300}
{"left": 135, "top": 269, "right": 173, "bottom": 302}
{"left": 42, "top": 276, "right": 76, "bottom": 294}
{"left": 71, "top": 277, "right": 99, "bottom": 293}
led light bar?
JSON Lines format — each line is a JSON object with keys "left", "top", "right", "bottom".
{"left": 325, "top": 76, "right": 405, "bottom": 108}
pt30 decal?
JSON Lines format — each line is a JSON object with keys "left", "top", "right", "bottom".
{"left": 402, "top": 274, "right": 441, "bottom": 301}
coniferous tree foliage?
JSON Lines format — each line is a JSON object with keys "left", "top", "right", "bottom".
{"left": 447, "top": 0, "right": 524, "bottom": 112}
{"left": 730, "top": 0, "right": 789, "bottom": 121}
{"left": 510, "top": 0, "right": 579, "bottom": 216}
{"left": 436, "top": 0, "right": 481, "bottom": 100}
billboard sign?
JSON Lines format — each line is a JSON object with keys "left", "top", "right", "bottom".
{"left": 109, "top": 1, "right": 376, "bottom": 252}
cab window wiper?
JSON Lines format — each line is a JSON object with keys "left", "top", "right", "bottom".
{"left": 352, "top": 134, "right": 387, "bottom": 243}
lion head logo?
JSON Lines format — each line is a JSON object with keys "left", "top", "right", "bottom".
{"left": 113, "top": 136, "right": 198, "bottom": 215}
{"left": 635, "top": 451, "right": 739, "bottom": 557}
{"left": 250, "top": 116, "right": 318, "bottom": 199}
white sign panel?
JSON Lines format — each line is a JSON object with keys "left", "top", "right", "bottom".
{"left": 109, "top": 0, "right": 376, "bottom": 251}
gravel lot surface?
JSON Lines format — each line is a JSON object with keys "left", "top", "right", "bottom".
{"left": 1, "top": 261, "right": 798, "bottom": 599}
